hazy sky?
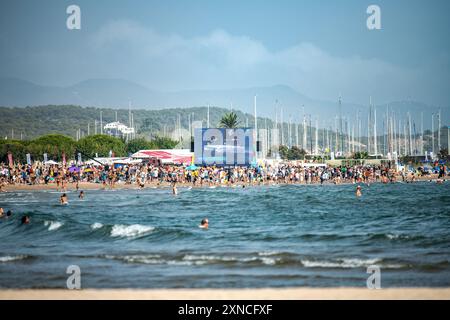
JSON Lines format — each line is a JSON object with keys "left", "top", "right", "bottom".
{"left": 0, "top": 0, "right": 449, "bottom": 105}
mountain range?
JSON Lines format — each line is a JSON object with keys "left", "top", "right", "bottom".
{"left": 0, "top": 78, "right": 447, "bottom": 129}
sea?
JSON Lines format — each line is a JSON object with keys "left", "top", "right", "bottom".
{"left": 1, "top": 181, "right": 449, "bottom": 288}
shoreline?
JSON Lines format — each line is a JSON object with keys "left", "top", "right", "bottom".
{"left": 1, "top": 174, "right": 441, "bottom": 192}
{"left": 1, "top": 288, "right": 450, "bottom": 300}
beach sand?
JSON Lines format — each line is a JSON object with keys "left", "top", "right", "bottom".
{"left": 1, "top": 288, "right": 450, "bottom": 300}
{"left": 2, "top": 174, "right": 440, "bottom": 192}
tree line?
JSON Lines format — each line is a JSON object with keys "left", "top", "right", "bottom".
{"left": 0, "top": 134, "right": 178, "bottom": 163}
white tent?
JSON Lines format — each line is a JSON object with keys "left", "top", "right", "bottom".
{"left": 44, "top": 160, "right": 59, "bottom": 165}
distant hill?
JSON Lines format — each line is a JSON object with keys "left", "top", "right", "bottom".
{"left": 0, "top": 78, "right": 446, "bottom": 129}
{"left": 0, "top": 105, "right": 266, "bottom": 140}
{"left": 0, "top": 105, "right": 447, "bottom": 153}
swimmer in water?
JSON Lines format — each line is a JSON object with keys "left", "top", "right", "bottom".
{"left": 0, "top": 207, "right": 4, "bottom": 218}
{"left": 78, "top": 191, "right": 84, "bottom": 200}
{"left": 21, "top": 215, "right": 30, "bottom": 224}
{"left": 6, "top": 210, "right": 12, "bottom": 218}
{"left": 199, "top": 218, "right": 209, "bottom": 229}
{"left": 356, "top": 185, "right": 362, "bottom": 197}
{"left": 60, "top": 193, "right": 68, "bottom": 205}
{"left": 172, "top": 182, "right": 178, "bottom": 195}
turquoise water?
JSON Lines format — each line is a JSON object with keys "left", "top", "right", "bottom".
{"left": 0, "top": 182, "right": 449, "bottom": 288}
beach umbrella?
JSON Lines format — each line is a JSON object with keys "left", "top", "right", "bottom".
{"left": 186, "top": 165, "right": 199, "bottom": 171}
{"left": 69, "top": 166, "right": 80, "bottom": 173}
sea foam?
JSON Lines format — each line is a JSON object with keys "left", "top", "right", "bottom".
{"left": 110, "top": 224, "right": 155, "bottom": 238}
{"left": 44, "top": 221, "right": 63, "bottom": 231}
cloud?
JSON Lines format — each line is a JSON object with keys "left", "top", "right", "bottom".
{"left": 3, "top": 18, "right": 446, "bottom": 106}
{"left": 86, "top": 19, "right": 447, "bottom": 105}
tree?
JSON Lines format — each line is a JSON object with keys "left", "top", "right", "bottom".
{"left": 152, "top": 136, "right": 178, "bottom": 149}
{"left": 126, "top": 138, "right": 154, "bottom": 154}
{"left": 288, "top": 146, "right": 307, "bottom": 160}
{"left": 438, "top": 148, "right": 448, "bottom": 159}
{"left": 219, "top": 112, "right": 241, "bottom": 129}
{"left": 279, "top": 145, "right": 289, "bottom": 160}
{"left": 0, "top": 140, "right": 27, "bottom": 163}
{"left": 28, "top": 134, "right": 77, "bottom": 161}
{"left": 352, "top": 151, "right": 369, "bottom": 159}
{"left": 77, "top": 134, "right": 126, "bottom": 157}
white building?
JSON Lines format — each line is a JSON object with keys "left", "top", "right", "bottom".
{"left": 104, "top": 121, "right": 135, "bottom": 139}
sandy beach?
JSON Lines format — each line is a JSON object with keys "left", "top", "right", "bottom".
{"left": 1, "top": 173, "right": 440, "bottom": 192}
{"left": 1, "top": 288, "right": 450, "bottom": 300}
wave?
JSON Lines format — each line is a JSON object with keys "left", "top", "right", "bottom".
{"left": 367, "top": 233, "right": 425, "bottom": 241}
{"left": 103, "top": 253, "right": 280, "bottom": 266}
{"left": 300, "top": 258, "right": 405, "bottom": 269}
{"left": 0, "top": 255, "right": 29, "bottom": 263}
{"left": 90, "top": 222, "right": 104, "bottom": 230}
{"left": 110, "top": 224, "right": 155, "bottom": 238}
{"left": 44, "top": 221, "right": 63, "bottom": 231}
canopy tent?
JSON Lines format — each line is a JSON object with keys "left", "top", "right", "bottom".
{"left": 113, "top": 158, "right": 142, "bottom": 165}
{"left": 44, "top": 160, "right": 59, "bottom": 165}
{"left": 84, "top": 157, "right": 127, "bottom": 166}
{"left": 132, "top": 149, "right": 193, "bottom": 165}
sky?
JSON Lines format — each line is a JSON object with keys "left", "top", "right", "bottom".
{"left": 0, "top": 0, "right": 449, "bottom": 106}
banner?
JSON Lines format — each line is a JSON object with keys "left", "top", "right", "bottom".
{"left": 62, "top": 152, "right": 66, "bottom": 167}
{"left": 77, "top": 153, "right": 82, "bottom": 164}
{"left": 43, "top": 153, "right": 48, "bottom": 163}
{"left": 26, "top": 153, "right": 31, "bottom": 165}
{"left": 7, "top": 152, "right": 13, "bottom": 168}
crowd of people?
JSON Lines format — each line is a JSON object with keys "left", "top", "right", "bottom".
{"left": 1, "top": 159, "right": 444, "bottom": 190}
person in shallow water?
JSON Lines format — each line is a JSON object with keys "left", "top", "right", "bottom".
{"left": 78, "top": 190, "right": 84, "bottom": 200}
{"left": 172, "top": 182, "right": 178, "bottom": 195}
{"left": 356, "top": 185, "right": 362, "bottom": 197}
{"left": 60, "top": 193, "right": 68, "bottom": 205}
{"left": 199, "top": 218, "right": 209, "bottom": 229}
{"left": 5, "top": 210, "right": 12, "bottom": 218}
{"left": 21, "top": 215, "right": 30, "bottom": 224}
{"left": 0, "top": 207, "right": 4, "bottom": 218}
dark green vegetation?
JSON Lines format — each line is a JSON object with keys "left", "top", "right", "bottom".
{"left": 0, "top": 105, "right": 448, "bottom": 161}
{"left": 0, "top": 134, "right": 178, "bottom": 163}
{"left": 219, "top": 112, "right": 241, "bottom": 129}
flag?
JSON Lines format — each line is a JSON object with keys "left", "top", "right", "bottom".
{"left": 26, "top": 153, "right": 31, "bottom": 165}
{"left": 77, "top": 153, "right": 82, "bottom": 164}
{"left": 7, "top": 152, "right": 13, "bottom": 168}
{"left": 62, "top": 152, "right": 66, "bottom": 166}
{"left": 43, "top": 153, "right": 48, "bottom": 162}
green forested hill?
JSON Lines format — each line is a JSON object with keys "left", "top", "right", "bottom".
{"left": 0, "top": 105, "right": 264, "bottom": 140}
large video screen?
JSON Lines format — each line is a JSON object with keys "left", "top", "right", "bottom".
{"left": 194, "top": 128, "right": 255, "bottom": 166}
